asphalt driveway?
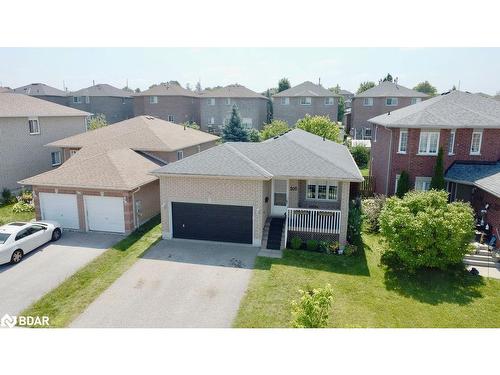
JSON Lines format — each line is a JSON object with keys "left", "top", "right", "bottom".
{"left": 0, "top": 232, "right": 120, "bottom": 316}
{"left": 71, "top": 239, "right": 259, "bottom": 328}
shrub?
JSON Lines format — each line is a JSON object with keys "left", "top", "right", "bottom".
{"left": 350, "top": 145, "right": 370, "bottom": 169}
{"left": 12, "top": 201, "right": 34, "bottom": 213}
{"left": 396, "top": 171, "right": 411, "bottom": 198}
{"left": 290, "top": 236, "right": 302, "bottom": 250}
{"left": 1, "top": 188, "right": 12, "bottom": 205}
{"left": 306, "top": 240, "right": 319, "bottom": 252}
{"left": 291, "top": 284, "right": 334, "bottom": 328}
{"left": 379, "top": 190, "right": 475, "bottom": 271}
{"left": 247, "top": 128, "right": 260, "bottom": 142}
{"left": 430, "top": 147, "right": 446, "bottom": 190}
{"left": 362, "top": 194, "right": 386, "bottom": 233}
{"left": 259, "top": 120, "right": 289, "bottom": 140}
{"left": 347, "top": 200, "right": 363, "bottom": 245}
{"left": 19, "top": 190, "right": 33, "bottom": 204}
{"left": 344, "top": 243, "right": 358, "bottom": 256}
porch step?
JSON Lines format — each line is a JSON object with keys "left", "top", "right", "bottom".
{"left": 266, "top": 218, "right": 285, "bottom": 250}
{"left": 464, "top": 259, "right": 498, "bottom": 267}
{"left": 464, "top": 252, "right": 497, "bottom": 267}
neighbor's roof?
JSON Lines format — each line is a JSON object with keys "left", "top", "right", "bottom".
{"left": 445, "top": 162, "right": 500, "bottom": 198}
{"left": 354, "top": 81, "right": 428, "bottom": 98}
{"left": 0, "top": 87, "right": 12, "bottom": 93}
{"left": 0, "top": 93, "right": 90, "bottom": 118}
{"left": 134, "top": 83, "right": 198, "bottom": 97}
{"left": 273, "top": 81, "right": 340, "bottom": 98}
{"left": 13, "top": 83, "right": 67, "bottom": 97}
{"left": 153, "top": 128, "right": 363, "bottom": 181}
{"left": 368, "top": 90, "right": 500, "bottom": 129}
{"left": 70, "top": 84, "right": 132, "bottom": 98}
{"left": 200, "top": 84, "right": 267, "bottom": 99}
{"left": 339, "top": 89, "right": 354, "bottom": 96}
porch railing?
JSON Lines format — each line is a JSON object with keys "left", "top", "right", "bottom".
{"left": 286, "top": 208, "right": 341, "bottom": 236}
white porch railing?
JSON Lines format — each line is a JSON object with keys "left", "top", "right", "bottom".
{"left": 285, "top": 208, "right": 341, "bottom": 245}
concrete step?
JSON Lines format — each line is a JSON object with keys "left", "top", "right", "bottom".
{"left": 464, "top": 259, "right": 497, "bottom": 267}
{"left": 465, "top": 253, "right": 494, "bottom": 261}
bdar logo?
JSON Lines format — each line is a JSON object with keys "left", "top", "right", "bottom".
{"left": 0, "top": 314, "right": 17, "bottom": 328}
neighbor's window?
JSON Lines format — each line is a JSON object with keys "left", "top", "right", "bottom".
{"left": 208, "top": 98, "right": 215, "bottom": 106}
{"left": 324, "top": 97, "right": 334, "bottom": 105}
{"left": 225, "top": 98, "right": 231, "bottom": 105}
{"left": 242, "top": 118, "right": 253, "bottom": 129}
{"left": 281, "top": 97, "right": 290, "bottom": 105}
{"left": 415, "top": 177, "right": 432, "bottom": 191}
{"left": 411, "top": 98, "right": 422, "bottom": 105}
{"left": 306, "top": 180, "right": 338, "bottom": 201}
{"left": 418, "top": 131, "right": 439, "bottom": 155}
{"left": 167, "top": 115, "right": 175, "bottom": 122}
{"left": 85, "top": 96, "right": 90, "bottom": 104}
{"left": 209, "top": 117, "right": 215, "bottom": 125}
{"left": 364, "top": 127, "right": 372, "bottom": 140}
{"left": 177, "top": 150, "right": 183, "bottom": 160}
{"left": 448, "top": 130, "right": 456, "bottom": 155}
{"left": 386, "top": 97, "right": 399, "bottom": 106}
{"left": 398, "top": 129, "right": 408, "bottom": 153}
{"left": 395, "top": 174, "right": 401, "bottom": 194}
{"left": 28, "top": 118, "right": 40, "bottom": 134}
{"left": 299, "top": 97, "right": 312, "bottom": 105}
{"left": 470, "top": 130, "right": 482, "bottom": 155}
{"left": 73, "top": 96, "right": 82, "bottom": 104}
{"left": 51, "top": 151, "right": 62, "bottom": 166}
{"left": 149, "top": 96, "right": 158, "bottom": 104}
{"left": 363, "top": 98, "right": 373, "bottom": 106}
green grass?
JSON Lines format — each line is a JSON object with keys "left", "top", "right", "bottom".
{"left": 0, "top": 203, "right": 35, "bottom": 226}
{"left": 234, "top": 233, "right": 500, "bottom": 328}
{"left": 21, "top": 216, "right": 162, "bottom": 327}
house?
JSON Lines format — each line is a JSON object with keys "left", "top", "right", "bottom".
{"left": 152, "top": 129, "right": 363, "bottom": 250}
{"left": 69, "top": 84, "right": 134, "bottom": 124}
{"left": 0, "top": 87, "right": 12, "bottom": 93}
{"left": 368, "top": 90, "right": 500, "bottom": 237}
{"left": 13, "top": 83, "right": 69, "bottom": 106}
{"left": 0, "top": 93, "right": 89, "bottom": 192}
{"left": 20, "top": 116, "right": 219, "bottom": 234}
{"left": 272, "top": 81, "right": 340, "bottom": 126}
{"left": 133, "top": 83, "right": 200, "bottom": 125}
{"left": 351, "top": 81, "right": 428, "bottom": 141}
{"left": 339, "top": 89, "right": 354, "bottom": 108}
{"left": 200, "top": 84, "right": 269, "bottom": 133}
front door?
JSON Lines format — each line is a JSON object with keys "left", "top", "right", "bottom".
{"left": 271, "top": 179, "right": 288, "bottom": 217}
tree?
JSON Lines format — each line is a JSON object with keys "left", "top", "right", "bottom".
{"left": 350, "top": 144, "right": 370, "bottom": 169}
{"left": 195, "top": 81, "right": 202, "bottom": 93}
{"left": 413, "top": 81, "right": 437, "bottom": 97}
{"left": 295, "top": 115, "right": 341, "bottom": 143}
{"left": 222, "top": 105, "right": 249, "bottom": 142}
{"left": 356, "top": 81, "right": 376, "bottom": 94}
{"left": 259, "top": 120, "right": 289, "bottom": 140}
{"left": 247, "top": 128, "right": 260, "bottom": 142}
{"left": 186, "top": 83, "right": 192, "bottom": 91}
{"left": 181, "top": 121, "right": 200, "bottom": 130}
{"left": 430, "top": 147, "right": 446, "bottom": 190}
{"left": 329, "top": 84, "right": 341, "bottom": 94}
{"left": 396, "top": 170, "right": 411, "bottom": 198}
{"left": 337, "top": 96, "right": 345, "bottom": 122}
{"left": 382, "top": 73, "right": 393, "bottom": 82}
{"left": 379, "top": 190, "right": 475, "bottom": 270}
{"left": 134, "top": 88, "right": 141, "bottom": 93}
{"left": 278, "top": 78, "right": 291, "bottom": 93}
{"left": 88, "top": 114, "right": 108, "bottom": 130}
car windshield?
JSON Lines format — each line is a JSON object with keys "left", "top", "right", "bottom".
{"left": 0, "top": 233, "right": 11, "bottom": 244}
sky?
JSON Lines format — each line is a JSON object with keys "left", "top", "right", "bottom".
{"left": 1, "top": 48, "right": 499, "bottom": 95}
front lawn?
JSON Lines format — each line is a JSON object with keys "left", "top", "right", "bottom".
{"left": 0, "top": 203, "right": 35, "bottom": 226}
{"left": 234, "top": 233, "right": 500, "bottom": 328}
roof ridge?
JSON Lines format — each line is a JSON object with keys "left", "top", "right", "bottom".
{"left": 225, "top": 144, "right": 273, "bottom": 177}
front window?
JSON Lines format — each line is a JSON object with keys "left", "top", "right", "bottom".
{"left": 418, "top": 131, "right": 439, "bottom": 155}
{"left": 51, "top": 151, "right": 62, "bottom": 166}
{"left": 470, "top": 130, "right": 482, "bottom": 155}
{"left": 281, "top": 97, "right": 290, "bottom": 105}
{"left": 386, "top": 98, "right": 398, "bottom": 106}
{"left": 448, "top": 130, "right": 456, "bottom": 155}
{"left": 167, "top": 115, "right": 175, "bottom": 122}
{"left": 28, "top": 118, "right": 40, "bottom": 134}
{"left": 411, "top": 98, "right": 422, "bottom": 105}
{"left": 177, "top": 150, "right": 183, "bottom": 160}
{"left": 398, "top": 129, "right": 408, "bottom": 153}
{"left": 415, "top": 177, "right": 432, "bottom": 191}
{"left": 363, "top": 98, "right": 373, "bottom": 106}
{"left": 149, "top": 96, "right": 158, "bottom": 104}
{"left": 300, "top": 97, "right": 312, "bottom": 105}
{"left": 306, "top": 180, "right": 338, "bottom": 201}
{"left": 324, "top": 97, "right": 334, "bottom": 105}
{"left": 225, "top": 98, "right": 231, "bottom": 105}
{"left": 208, "top": 98, "right": 215, "bottom": 106}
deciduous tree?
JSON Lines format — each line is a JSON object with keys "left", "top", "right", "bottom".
{"left": 295, "top": 115, "right": 340, "bottom": 143}
{"left": 413, "top": 81, "right": 437, "bottom": 96}
{"left": 356, "top": 81, "right": 376, "bottom": 94}
{"left": 259, "top": 120, "right": 289, "bottom": 140}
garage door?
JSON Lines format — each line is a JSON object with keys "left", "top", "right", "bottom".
{"left": 84, "top": 196, "right": 125, "bottom": 233}
{"left": 39, "top": 193, "right": 79, "bottom": 229}
{"left": 172, "top": 202, "right": 253, "bottom": 244}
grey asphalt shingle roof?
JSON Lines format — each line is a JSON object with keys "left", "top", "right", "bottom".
{"left": 0, "top": 87, "right": 12, "bottom": 93}
{"left": 273, "top": 81, "right": 340, "bottom": 98}
{"left": 13, "top": 83, "right": 67, "bottom": 97}
{"left": 354, "top": 81, "right": 428, "bottom": 98}
{"left": 200, "top": 84, "right": 267, "bottom": 99}
{"left": 368, "top": 90, "right": 500, "bottom": 129}
{"left": 134, "top": 83, "right": 198, "bottom": 97}
{"left": 153, "top": 129, "right": 363, "bottom": 181}
{"left": 0, "top": 93, "right": 90, "bottom": 117}
{"left": 71, "top": 84, "right": 132, "bottom": 98}
{"left": 445, "top": 162, "right": 500, "bottom": 198}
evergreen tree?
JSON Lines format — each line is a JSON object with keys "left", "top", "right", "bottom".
{"left": 396, "top": 170, "right": 411, "bottom": 198}
{"left": 222, "top": 105, "right": 249, "bottom": 142}
{"left": 278, "top": 78, "right": 291, "bottom": 92}
{"left": 382, "top": 73, "right": 393, "bottom": 82}
{"left": 430, "top": 147, "right": 446, "bottom": 190}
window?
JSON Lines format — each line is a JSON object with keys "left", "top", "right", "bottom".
{"left": 398, "top": 129, "right": 408, "bottom": 153}
{"left": 363, "top": 98, "right": 373, "bottom": 106}
{"left": 418, "top": 131, "right": 440, "bottom": 155}
{"left": 395, "top": 174, "right": 401, "bottom": 194}
{"left": 122, "top": 98, "right": 126, "bottom": 104}
{"left": 448, "top": 130, "right": 456, "bottom": 155}
{"left": 364, "top": 127, "right": 372, "bottom": 140}
{"left": 28, "top": 118, "right": 40, "bottom": 135}
{"left": 470, "top": 130, "right": 482, "bottom": 155}
{"left": 209, "top": 117, "right": 215, "bottom": 125}
{"left": 15, "top": 229, "right": 29, "bottom": 241}
{"left": 386, "top": 98, "right": 399, "bottom": 106}
{"left": 411, "top": 98, "right": 422, "bottom": 105}
{"left": 415, "top": 177, "right": 432, "bottom": 191}
{"left": 167, "top": 115, "right": 175, "bottom": 122}
{"left": 306, "top": 180, "right": 338, "bottom": 201}
{"left": 299, "top": 97, "right": 312, "bottom": 105}
{"left": 242, "top": 118, "right": 253, "bottom": 129}
{"left": 73, "top": 96, "right": 82, "bottom": 104}
{"left": 324, "top": 97, "right": 334, "bottom": 105}
{"left": 177, "top": 150, "right": 183, "bottom": 160}
{"left": 355, "top": 127, "right": 363, "bottom": 140}
{"left": 85, "top": 96, "right": 90, "bottom": 104}
{"left": 225, "top": 98, "right": 231, "bottom": 105}
{"left": 208, "top": 98, "right": 215, "bottom": 106}
{"left": 149, "top": 96, "right": 158, "bottom": 104}
{"left": 281, "top": 97, "right": 290, "bottom": 105}
{"left": 51, "top": 151, "right": 62, "bottom": 166}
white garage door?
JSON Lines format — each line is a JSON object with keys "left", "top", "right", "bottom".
{"left": 39, "top": 193, "right": 79, "bottom": 229}
{"left": 84, "top": 196, "right": 125, "bottom": 233}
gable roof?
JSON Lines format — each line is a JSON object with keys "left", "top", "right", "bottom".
{"left": 273, "top": 81, "right": 340, "bottom": 98}
{"left": 153, "top": 129, "right": 363, "bottom": 181}
{"left": 200, "top": 84, "right": 267, "bottom": 99}
{"left": 70, "top": 83, "right": 132, "bottom": 98}
{"left": 339, "top": 89, "right": 354, "bottom": 96}
{"left": 354, "top": 81, "right": 428, "bottom": 98}
{"left": 0, "top": 93, "right": 90, "bottom": 118}
{"left": 134, "top": 83, "right": 198, "bottom": 97}
{"left": 13, "top": 83, "right": 67, "bottom": 97}
{"left": 368, "top": 90, "right": 500, "bottom": 129}
{"left": 445, "top": 161, "right": 500, "bottom": 198}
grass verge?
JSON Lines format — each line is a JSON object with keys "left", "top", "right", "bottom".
{"left": 21, "top": 216, "right": 162, "bottom": 327}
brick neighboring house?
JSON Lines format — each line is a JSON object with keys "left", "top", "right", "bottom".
{"left": 351, "top": 81, "right": 428, "bottom": 141}
{"left": 69, "top": 84, "right": 134, "bottom": 124}
{"left": 199, "top": 84, "right": 269, "bottom": 133}
{"left": 13, "top": 83, "right": 69, "bottom": 106}
{"left": 133, "top": 83, "right": 200, "bottom": 125}
{"left": 20, "top": 116, "right": 219, "bottom": 234}
{"left": 369, "top": 90, "right": 500, "bottom": 238}
{"left": 272, "top": 81, "right": 340, "bottom": 126}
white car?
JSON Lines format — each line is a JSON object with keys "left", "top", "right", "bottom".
{"left": 0, "top": 221, "right": 62, "bottom": 265}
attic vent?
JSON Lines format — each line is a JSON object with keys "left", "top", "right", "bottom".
{"left": 146, "top": 116, "right": 155, "bottom": 120}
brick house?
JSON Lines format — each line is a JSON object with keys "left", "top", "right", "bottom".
{"left": 369, "top": 90, "right": 500, "bottom": 238}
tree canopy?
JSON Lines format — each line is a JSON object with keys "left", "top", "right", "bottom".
{"left": 382, "top": 73, "right": 393, "bottom": 82}
{"left": 356, "top": 81, "right": 376, "bottom": 94}
{"left": 222, "top": 105, "right": 249, "bottom": 142}
{"left": 88, "top": 114, "right": 108, "bottom": 131}
{"left": 295, "top": 115, "right": 341, "bottom": 143}
{"left": 413, "top": 81, "right": 437, "bottom": 96}
{"left": 260, "top": 120, "right": 289, "bottom": 140}
{"left": 278, "top": 78, "right": 291, "bottom": 93}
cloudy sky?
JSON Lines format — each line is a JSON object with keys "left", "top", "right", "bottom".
{"left": 1, "top": 48, "right": 499, "bottom": 95}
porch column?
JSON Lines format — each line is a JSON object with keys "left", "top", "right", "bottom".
{"left": 339, "top": 181, "right": 350, "bottom": 248}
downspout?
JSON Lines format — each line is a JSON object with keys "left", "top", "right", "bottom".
{"left": 131, "top": 186, "right": 141, "bottom": 229}
{"left": 385, "top": 126, "right": 393, "bottom": 195}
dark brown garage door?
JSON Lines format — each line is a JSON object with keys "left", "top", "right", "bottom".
{"left": 172, "top": 202, "right": 253, "bottom": 244}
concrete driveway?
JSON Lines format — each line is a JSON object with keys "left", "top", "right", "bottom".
{"left": 0, "top": 232, "right": 120, "bottom": 316}
{"left": 71, "top": 239, "right": 259, "bottom": 328}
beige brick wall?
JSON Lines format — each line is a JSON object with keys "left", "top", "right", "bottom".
{"left": 133, "top": 180, "right": 160, "bottom": 226}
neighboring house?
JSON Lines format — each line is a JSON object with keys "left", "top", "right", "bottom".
{"left": 69, "top": 84, "right": 134, "bottom": 124}
{"left": 133, "top": 83, "right": 200, "bottom": 125}
{"left": 20, "top": 116, "right": 219, "bottom": 234}
{"left": 339, "top": 89, "right": 354, "bottom": 108}
{"left": 272, "top": 81, "right": 340, "bottom": 126}
{"left": 0, "top": 87, "right": 12, "bottom": 93}
{"left": 200, "top": 84, "right": 269, "bottom": 133}
{"left": 368, "top": 90, "right": 500, "bottom": 236}
{"left": 152, "top": 129, "right": 363, "bottom": 250}
{"left": 0, "top": 93, "right": 89, "bottom": 192}
{"left": 351, "top": 81, "right": 428, "bottom": 141}
{"left": 13, "top": 83, "right": 68, "bottom": 106}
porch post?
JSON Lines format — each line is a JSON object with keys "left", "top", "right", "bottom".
{"left": 339, "top": 181, "right": 350, "bottom": 248}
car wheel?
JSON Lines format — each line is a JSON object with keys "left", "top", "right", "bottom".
{"left": 11, "top": 249, "right": 23, "bottom": 264}
{"left": 51, "top": 228, "right": 62, "bottom": 242}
